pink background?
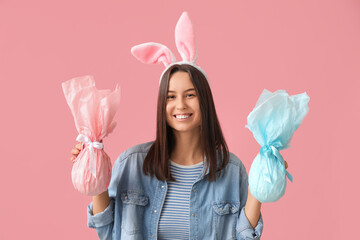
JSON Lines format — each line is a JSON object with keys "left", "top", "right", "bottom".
{"left": 1, "top": 0, "right": 359, "bottom": 239}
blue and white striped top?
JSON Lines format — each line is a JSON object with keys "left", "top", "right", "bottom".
{"left": 158, "top": 160, "right": 204, "bottom": 240}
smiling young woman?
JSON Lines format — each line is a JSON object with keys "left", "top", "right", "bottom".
{"left": 74, "top": 12, "right": 273, "bottom": 240}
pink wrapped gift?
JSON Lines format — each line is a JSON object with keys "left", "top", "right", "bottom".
{"left": 62, "top": 75, "right": 120, "bottom": 196}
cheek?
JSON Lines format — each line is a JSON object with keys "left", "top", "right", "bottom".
{"left": 196, "top": 112, "right": 202, "bottom": 124}
{"left": 166, "top": 104, "right": 173, "bottom": 120}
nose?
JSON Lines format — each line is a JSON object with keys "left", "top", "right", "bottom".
{"left": 176, "top": 96, "right": 187, "bottom": 110}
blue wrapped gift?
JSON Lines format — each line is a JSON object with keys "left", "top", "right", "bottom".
{"left": 246, "top": 89, "right": 310, "bottom": 203}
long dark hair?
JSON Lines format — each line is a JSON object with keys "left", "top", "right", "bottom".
{"left": 143, "top": 64, "right": 229, "bottom": 182}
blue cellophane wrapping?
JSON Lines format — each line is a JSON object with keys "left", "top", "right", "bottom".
{"left": 246, "top": 89, "right": 310, "bottom": 203}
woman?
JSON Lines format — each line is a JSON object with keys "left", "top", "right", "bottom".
{"left": 70, "top": 12, "right": 289, "bottom": 240}
{"left": 71, "top": 64, "right": 289, "bottom": 239}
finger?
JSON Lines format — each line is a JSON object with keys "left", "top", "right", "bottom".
{"left": 71, "top": 148, "right": 80, "bottom": 156}
{"left": 284, "top": 161, "right": 288, "bottom": 169}
{"left": 75, "top": 143, "right": 82, "bottom": 151}
{"left": 70, "top": 156, "right": 76, "bottom": 162}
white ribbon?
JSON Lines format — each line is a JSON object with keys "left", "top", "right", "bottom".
{"left": 76, "top": 134, "right": 104, "bottom": 179}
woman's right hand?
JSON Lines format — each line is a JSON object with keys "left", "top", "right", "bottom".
{"left": 70, "top": 143, "right": 82, "bottom": 163}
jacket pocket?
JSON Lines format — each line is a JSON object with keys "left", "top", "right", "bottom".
{"left": 120, "top": 190, "right": 149, "bottom": 235}
{"left": 212, "top": 201, "right": 240, "bottom": 240}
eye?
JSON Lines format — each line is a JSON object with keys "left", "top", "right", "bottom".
{"left": 167, "top": 95, "right": 175, "bottom": 100}
{"left": 186, "top": 93, "right": 196, "bottom": 98}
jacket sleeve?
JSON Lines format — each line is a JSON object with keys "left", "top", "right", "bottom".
{"left": 236, "top": 161, "right": 264, "bottom": 240}
{"left": 86, "top": 153, "right": 126, "bottom": 240}
{"left": 87, "top": 199, "right": 115, "bottom": 240}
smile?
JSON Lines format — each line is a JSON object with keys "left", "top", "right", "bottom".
{"left": 173, "top": 113, "right": 193, "bottom": 119}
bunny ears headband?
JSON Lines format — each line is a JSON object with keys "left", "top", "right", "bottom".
{"left": 131, "top": 12, "right": 207, "bottom": 83}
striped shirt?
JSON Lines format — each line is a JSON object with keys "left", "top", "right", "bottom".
{"left": 158, "top": 160, "right": 204, "bottom": 240}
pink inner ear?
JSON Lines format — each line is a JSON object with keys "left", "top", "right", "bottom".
{"left": 131, "top": 43, "right": 175, "bottom": 67}
{"left": 175, "top": 12, "right": 197, "bottom": 63}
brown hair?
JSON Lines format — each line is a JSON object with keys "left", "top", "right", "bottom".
{"left": 143, "top": 64, "right": 229, "bottom": 181}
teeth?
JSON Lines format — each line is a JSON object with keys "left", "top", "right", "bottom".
{"left": 175, "top": 114, "right": 191, "bottom": 119}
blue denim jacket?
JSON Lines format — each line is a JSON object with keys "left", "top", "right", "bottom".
{"left": 87, "top": 141, "right": 263, "bottom": 240}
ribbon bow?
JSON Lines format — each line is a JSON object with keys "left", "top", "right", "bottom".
{"left": 76, "top": 134, "right": 104, "bottom": 178}
{"left": 260, "top": 145, "right": 293, "bottom": 184}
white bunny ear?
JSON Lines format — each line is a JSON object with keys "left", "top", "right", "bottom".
{"left": 131, "top": 42, "right": 176, "bottom": 67}
{"left": 175, "top": 12, "right": 197, "bottom": 63}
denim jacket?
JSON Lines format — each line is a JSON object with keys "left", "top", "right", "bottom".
{"left": 87, "top": 141, "right": 263, "bottom": 240}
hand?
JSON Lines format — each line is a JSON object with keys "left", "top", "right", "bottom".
{"left": 70, "top": 139, "right": 103, "bottom": 163}
{"left": 70, "top": 143, "right": 82, "bottom": 163}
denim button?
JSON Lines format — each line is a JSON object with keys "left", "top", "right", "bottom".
{"left": 161, "top": 185, "right": 164, "bottom": 189}
{"left": 154, "top": 209, "right": 157, "bottom": 213}
{"left": 192, "top": 213, "right": 195, "bottom": 217}
{"left": 193, "top": 188, "right": 197, "bottom": 192}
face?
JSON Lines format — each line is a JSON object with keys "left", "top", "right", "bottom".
{"left": 166, "top": 71, "right": 202, "bottom": 133}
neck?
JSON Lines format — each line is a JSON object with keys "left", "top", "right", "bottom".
{"left": 171, "top": 127, "right": 204, "bottom": 166}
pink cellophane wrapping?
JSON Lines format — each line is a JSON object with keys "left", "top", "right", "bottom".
{"left": 62, "top": 75, "right": 120, "bottom": 196}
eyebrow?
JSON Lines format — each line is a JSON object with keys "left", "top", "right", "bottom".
{"left": 167, "top": 88, "right": 196, "bottom": 93}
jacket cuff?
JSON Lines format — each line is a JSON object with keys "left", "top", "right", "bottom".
{"left": 87, "top": 199, "right": 114, "bottom": 228}
{"left": 236, "top": 206, "right": 263, "bottom": 239}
